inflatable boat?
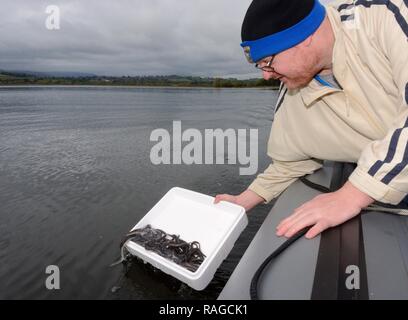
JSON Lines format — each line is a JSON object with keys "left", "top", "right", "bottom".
{"left": 218, "top": 161, "right": 408, "bottom": 300}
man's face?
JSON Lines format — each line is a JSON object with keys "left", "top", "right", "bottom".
{"left": 258, "top": 38, "right": 320, "bottom": 89}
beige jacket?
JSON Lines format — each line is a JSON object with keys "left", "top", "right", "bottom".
{"left": 249, "top": 0, "right": 408, "bottom": 205}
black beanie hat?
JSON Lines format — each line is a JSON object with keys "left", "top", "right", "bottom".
{"left": 240, "top": 0, "right": 326, "bottom": 63}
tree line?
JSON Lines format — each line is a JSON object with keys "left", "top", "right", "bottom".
{"left": 0, "top": 72, "right": 280, "bottom": 88}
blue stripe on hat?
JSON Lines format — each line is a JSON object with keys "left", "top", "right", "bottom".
{"left": 241, "top": 0, "right": 326, "bottom": 63}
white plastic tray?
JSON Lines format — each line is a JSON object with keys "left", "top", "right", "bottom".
{"left": 125, "top": 187, "right": 247, "bottom": 290}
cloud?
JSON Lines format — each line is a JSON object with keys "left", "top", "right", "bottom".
{"left": 0, "top": 0, "right": 334, "bottom": 78}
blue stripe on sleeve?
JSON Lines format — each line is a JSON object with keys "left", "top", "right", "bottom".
{"left": 368, "top": 117, "right": 408, "bottom": 178}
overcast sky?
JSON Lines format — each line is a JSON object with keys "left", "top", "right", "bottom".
{"left": 0, "top": 0, "right": 335, "bottom": 78}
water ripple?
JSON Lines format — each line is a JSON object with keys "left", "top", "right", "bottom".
{"left": 0, "top": 87, "right": 276, "bottom": 299}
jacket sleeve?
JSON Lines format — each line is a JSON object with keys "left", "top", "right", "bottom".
{"left": 348, "top": 1, "right": 408, "bottom": 204}
{"left": 248, "top": 87, "right": 323, "bottom": 203}
{"left": 248, "top": 157, "right": 324, "bottom": 203}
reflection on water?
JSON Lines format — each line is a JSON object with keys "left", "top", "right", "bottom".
{"left": 0, "top": 86, "right": 277, "bottom": 299}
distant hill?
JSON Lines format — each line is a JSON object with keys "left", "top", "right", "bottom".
{"left": 0, "top": 70, "right": 97, "bottom": 78}
{"left": 0, "top": 70, "right": 280, "bottom": 88}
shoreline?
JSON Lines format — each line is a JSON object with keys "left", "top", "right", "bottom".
{"left": 0, "top": 84, "right": 279, "bottom": 90}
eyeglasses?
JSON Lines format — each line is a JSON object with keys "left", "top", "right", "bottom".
{"left": 255, "top": 56, "right": 275, "bottom": 72}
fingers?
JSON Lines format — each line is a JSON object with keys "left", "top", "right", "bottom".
{"left": 214, "top": 194, "right": 236, "bottom": 204}
{"left": 276, "top": 203, "right": 310, "bottom": 230}
{"left": 214, "top": 194, "right": 225, "bottom": 203}
{"left": 305, "top": 222, "right": 328, "bottom": 239}
{"left": 276, "top": 210, "right": 330, "bottom": 239}
{"left": 214, "top": 194, "right": 224, "bottom": 203}
{"left": 276, "top": 205, "right": 309, "bottom": 232}
{"left": 276, "top": 210, "right": 312, "bottom": 237}
{"left": 281, "top": 215, "right": 316, "bottom": 238}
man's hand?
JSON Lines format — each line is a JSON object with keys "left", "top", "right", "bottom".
{"left": 214, "top": 189, "right": 265, "bottom": 212}
{"left": 276, "top": 181, "right": 375, "bottom": 239}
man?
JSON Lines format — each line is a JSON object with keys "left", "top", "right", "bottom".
{"left": 214, "top": 0, "right": 408, "bottom": 239}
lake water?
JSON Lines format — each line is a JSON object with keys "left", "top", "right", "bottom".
{"left": 0, "top": 86, "right": 278, "bottom": 299}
